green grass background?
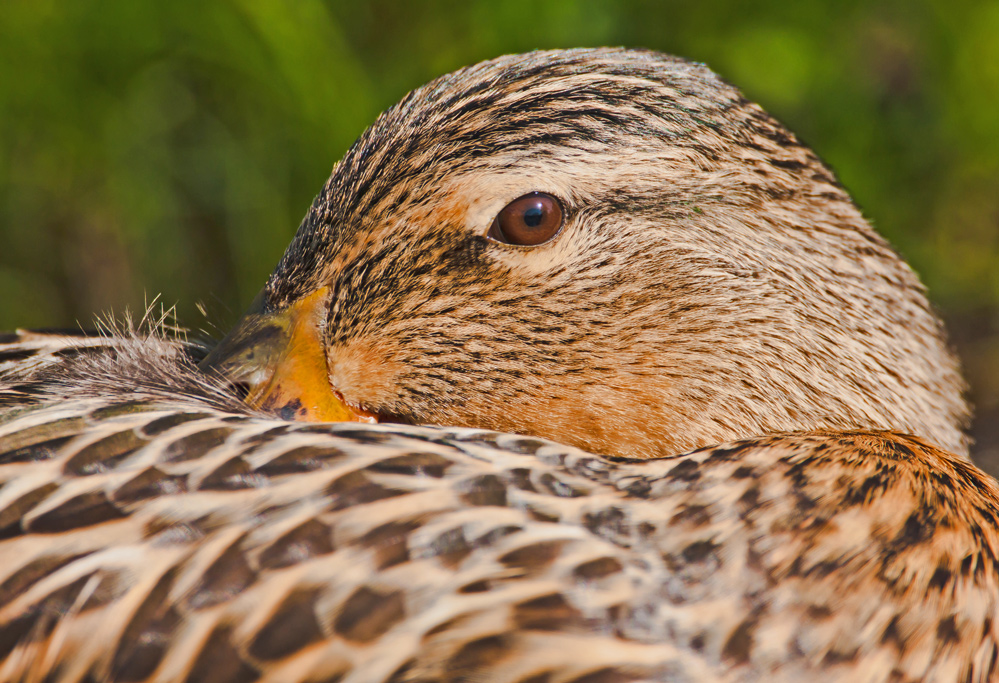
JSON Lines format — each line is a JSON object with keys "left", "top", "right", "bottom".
{"left": 2, "top": 0, "right": 997, "bottom": 466}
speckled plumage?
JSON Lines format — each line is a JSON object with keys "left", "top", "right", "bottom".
{"left": 0, "top": 49, "right": 994, "bottom": 682}
{"left": 1, "top": 332, "right": 998, "bottom": 682}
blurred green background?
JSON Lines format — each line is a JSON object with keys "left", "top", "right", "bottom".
{"left": 2, "top": 1, "right": 997, "bottom": 468}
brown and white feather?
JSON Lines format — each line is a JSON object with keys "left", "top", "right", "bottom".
{"left": 0, "top": 333, "right": 996, "bottom": 682}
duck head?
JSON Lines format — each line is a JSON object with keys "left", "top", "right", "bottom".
{"left": 202, "top": 48, "right": 969, "bottom": 459}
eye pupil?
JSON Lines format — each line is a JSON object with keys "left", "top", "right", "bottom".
{"left": 522, "top": 205, "right": 543, "bottom": 227}
{"left": 487, "top": 192, "right": 565, "bottom": 246}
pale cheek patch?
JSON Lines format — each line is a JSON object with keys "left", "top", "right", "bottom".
{"left": 488, "top": 218, "right": 590, "bottom": 278}
{"left": 327, "top": 338, "right": 405, "bottom": 411}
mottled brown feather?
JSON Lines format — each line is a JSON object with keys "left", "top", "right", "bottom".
{"left": 0, "top": 337, "right": 996, "bottom": 682}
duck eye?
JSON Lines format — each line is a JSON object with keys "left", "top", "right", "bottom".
{"left": 487, "top": 192, "right": 564, "bottom": 246}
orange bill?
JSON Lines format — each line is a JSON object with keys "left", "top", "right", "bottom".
{"left": 200, "top": 287, "right": 377, "bottom": 423}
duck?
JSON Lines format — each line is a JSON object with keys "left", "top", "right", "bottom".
{"left": 0, "top": 48, "right": 996, "bottom": 683}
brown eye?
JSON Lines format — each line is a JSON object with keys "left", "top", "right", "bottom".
{"left": 487, "top": 192, "right": 564, "bottom": 246}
